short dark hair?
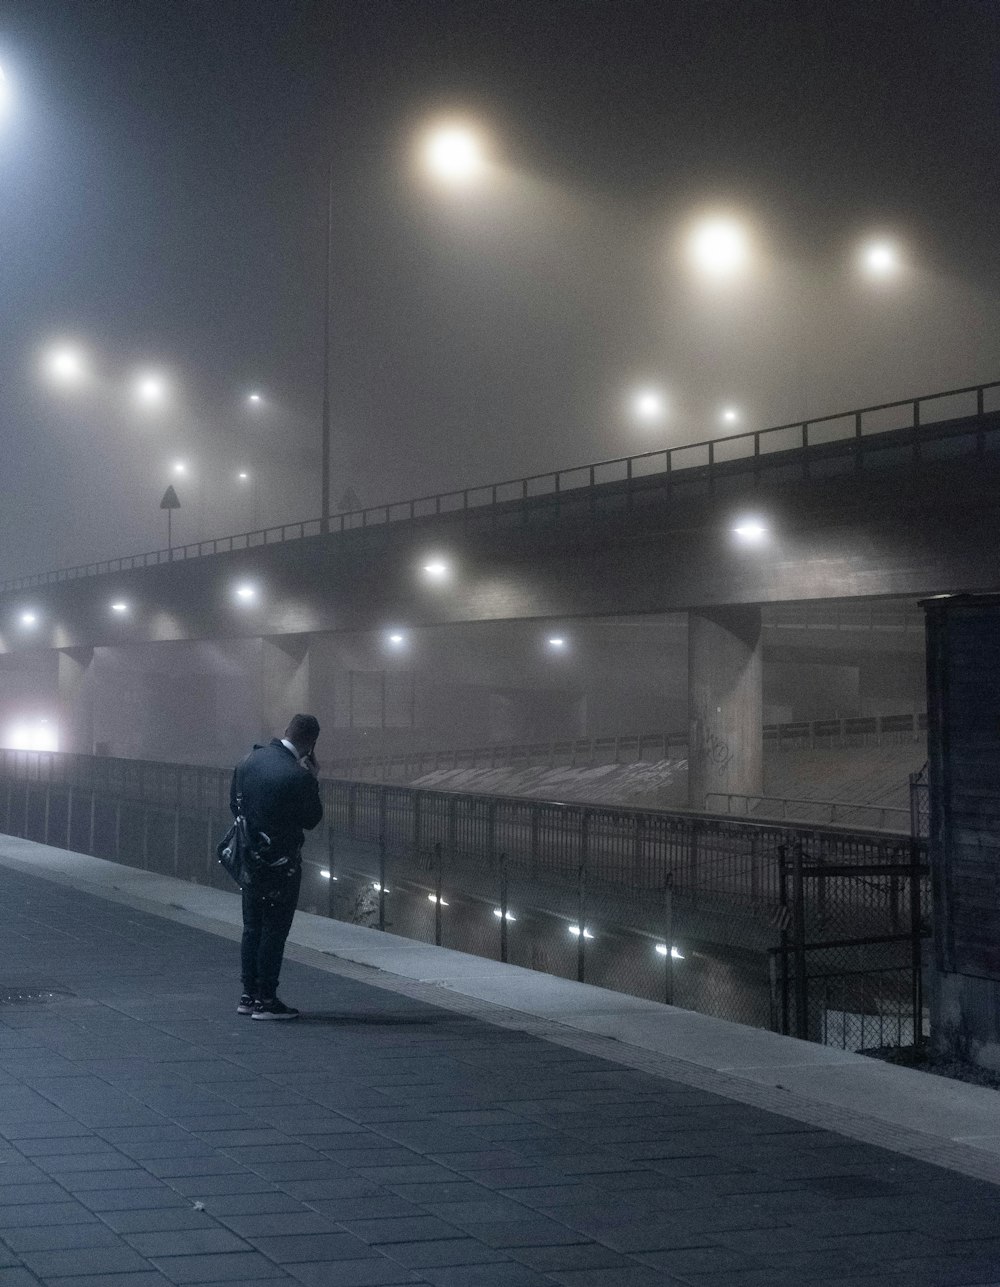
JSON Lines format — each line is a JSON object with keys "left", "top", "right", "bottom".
{"left": 284, "top": 714, "right": 320, "bottom": 746}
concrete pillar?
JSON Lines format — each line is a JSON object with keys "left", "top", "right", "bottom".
{"left": 258, "top": 637, "right": 312, "bottom": 742}
{"left": 688, "top": 607, "right": 763, "bottom": 810}
{"left": 58, "top": 647, "right": 95, "bottom": 754}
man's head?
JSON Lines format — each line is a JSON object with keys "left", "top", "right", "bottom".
{"left": 284, "top": 713, "right": 320, "bottom": 757}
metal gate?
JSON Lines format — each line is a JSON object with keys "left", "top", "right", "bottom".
{"left": 773, "top": 841, "right": 927, "bottom": 1050}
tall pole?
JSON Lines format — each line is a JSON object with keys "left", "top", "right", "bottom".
{"left": 321, "top": 160, "right": 333, "bottom": 535}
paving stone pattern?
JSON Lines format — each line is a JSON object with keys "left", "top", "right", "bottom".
{"left": 0, "top": 865, "right": 997, "bottom": 1287}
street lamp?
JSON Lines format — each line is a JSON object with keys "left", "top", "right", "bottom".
{"left": 860, "top": 238, "right": 902, "bottom": 279}
{"left": 44, "top": 346, "right": 87, "bottom": 386}
{"left": 421, "top": 122, "right": 487, "bottom": 185}
{"left": 320, "top": 121, "right": 492, "bottom": 535}
{"left": 687, "top": 215, "right": 751, "bottom": 279}
{"left": 631, "top": 387, "right": 667, "bottom": 425}
{"left": 720, "top": 406, "right": 740, "bottom": 426}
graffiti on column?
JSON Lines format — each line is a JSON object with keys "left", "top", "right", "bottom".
{"left": 702, "top": 728, "right": 733, "bottom": 773}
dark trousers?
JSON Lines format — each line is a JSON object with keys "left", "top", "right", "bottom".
{"left": 240, "top": 867, "right": 301, "bottom": 998}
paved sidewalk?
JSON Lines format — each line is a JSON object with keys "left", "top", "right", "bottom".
{"left": 0, "top": 862, "right": 998, "bottom": 1286}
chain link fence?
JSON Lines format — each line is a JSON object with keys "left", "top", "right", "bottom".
{"left": 0, "top": 748, "right": 927, "bottom": 1050}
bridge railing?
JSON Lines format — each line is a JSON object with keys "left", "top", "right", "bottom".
{"left": 3, "top": 378, "right": 999, "bottom": 593}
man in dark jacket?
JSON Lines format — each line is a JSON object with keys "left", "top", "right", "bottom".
{"left": 231, "top": 713, "right": 323, "bottom": 1020}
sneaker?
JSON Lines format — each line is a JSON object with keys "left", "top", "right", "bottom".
{"left": 251, "top": 997, "right": 299, "bottom": 1021}
{"left": 236, "top": 994, "right": 255, "bottom": 1016}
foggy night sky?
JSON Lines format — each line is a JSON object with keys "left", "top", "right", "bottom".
{"left": 1, "top": 0, "right": 999, "bottom": 577}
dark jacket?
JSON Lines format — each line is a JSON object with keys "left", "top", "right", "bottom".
{"left": 230, "top": 739, "right": 323, "bottom": 861}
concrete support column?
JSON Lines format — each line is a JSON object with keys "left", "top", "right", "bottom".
{"left": 58, "top": 647, "right": 96, "bottom": 755}
{"left": 259, "top": 636, "right": 312, "bottom": 741}
{"left": 688, "top": 607, "right": 763, "bottom": 810}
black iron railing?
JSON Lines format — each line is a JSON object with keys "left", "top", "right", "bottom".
{"left": 3, "top": 379, "right": 998, "bottom": 593}
{"left": 0, "top": 748, "right": 928, "bottom": 1050}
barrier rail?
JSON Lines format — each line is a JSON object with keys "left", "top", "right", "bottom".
{"left": 0, "top": 748, "right": 927, "bottom": 1049}
{"left": 328, "top": 713, "right": 926, "bottom": 783}
{"left": 3, "top": 379, "right": 998, "bottom": 592}
{"left": 705, "top": 792, "right": 909, "bottom": 832}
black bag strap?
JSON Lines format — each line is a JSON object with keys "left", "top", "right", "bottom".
{"left": 234, "top": 753, "right": 253, "bottom": 816}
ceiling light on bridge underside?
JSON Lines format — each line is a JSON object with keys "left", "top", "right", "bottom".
{"left": 721, "top": 406, "right": 740, "bottom": 426}
{"left": 387, "top": 631, "right": 406, "bottom": 646}
{"left": 234, "top": 582, "right": 258, "bottom": 604}
{"left": 110, "top": 602, "right": 129, "bottom": 614}
{"left": 422, "top": 560, "right": 450, "bottom": 580}
{"left": 172, "top": 461, "right": 187, "bottom": 475}
{"left": 733, "top": 519, "right": 768, "bottom": 544}
{"left": 656, "top": 943, "right": 685, "bottom": 959}
{"left": 19, "top": 611, "right": 37, "bottom": 628}
{"left": 135, "top": 373, "right": 167, "bottom": 406}
{"left": 248, "top": 392, "right": 262, "bottom": 405}
{"left": 548, "top": 637, "right": 566, "bottom": 649}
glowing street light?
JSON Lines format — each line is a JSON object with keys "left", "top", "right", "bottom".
{"left": 387, "top": 632, "right": 406, "bottom": 646}
{"left": 493, "top": 908, "right": 517, "bottom": 922}
{"left": 548, "top": 637, "right": 566, "bottom": 649}
{"left": 110, "top": 602, "right": 129, "bottom": 614}
{"left": 172, "top": 460, "right": 187, "bottom": 475}
{"left": 631, "top": 387, "right": 667, "bottom": 425}
{"left": 568, "top": 925, "right": 595, "bottom": 939}
{"left": 423, "top": 560, "right": 450, "bottom": 579}
{"left": 860, "top": 239, "right": 902, "bottom": 278}
{"left": 234, "top": 582, "right": 257, "bottom": 603}
{"left": 19, "top": 611, "right": 37, "bottom": 628}
{"left": 422, "top": 122, "right": 487, "bottom": 185}
{"left": 0, "top": 64, "right": 11, "bottom": 120}
{"left": 687, "top": 215, "right": 751, "bottom": 279}
{"left": 721, "top": 406, "right": 740, "bottom": 426}
{"left": 45, "top": 346, "right": 87, "bottom": 386}
{"left": 238, "top": 470, "right": 249, "bottom": 481}
{"left": 247, "top": 392, "right": 262, "bottom": 405}
{"left": 656, "top": 943, "right": 685, "bottom": 960}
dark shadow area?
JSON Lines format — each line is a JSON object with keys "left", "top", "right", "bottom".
{"left": 297, "top": 1010, "right": 474, "bottom": 1027}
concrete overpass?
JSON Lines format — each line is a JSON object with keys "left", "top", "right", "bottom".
{"left": 2, "top": 381, "right": 998, "bottom": 806}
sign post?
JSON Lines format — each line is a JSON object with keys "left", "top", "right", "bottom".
{"left": 159, "top": 485, "right": 181, "bottom": 554}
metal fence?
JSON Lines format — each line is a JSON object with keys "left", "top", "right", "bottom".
{"left": 327, "top": 714, "right": 926, "bottom": 782}
{"left": 0, "top": 748, "right": 927, "bottom": 1052}
{"left": 3, "top": 378, "right": 999, "bottom": 593}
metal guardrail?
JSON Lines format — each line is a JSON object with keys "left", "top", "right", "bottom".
{"left": 3, "top": 380, "right": 998, "bottom": 592}
{"left": 329, "top": 714, "right": 927, "bottom": 782}
{"left": 705, "top": 792, "right": 909, "bottom": 832}
{"left": 766, "top": 712, "right": 927, "bottom": 750}
{"left": 0, "top": 747, "right": 928, "bottom": 1049}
